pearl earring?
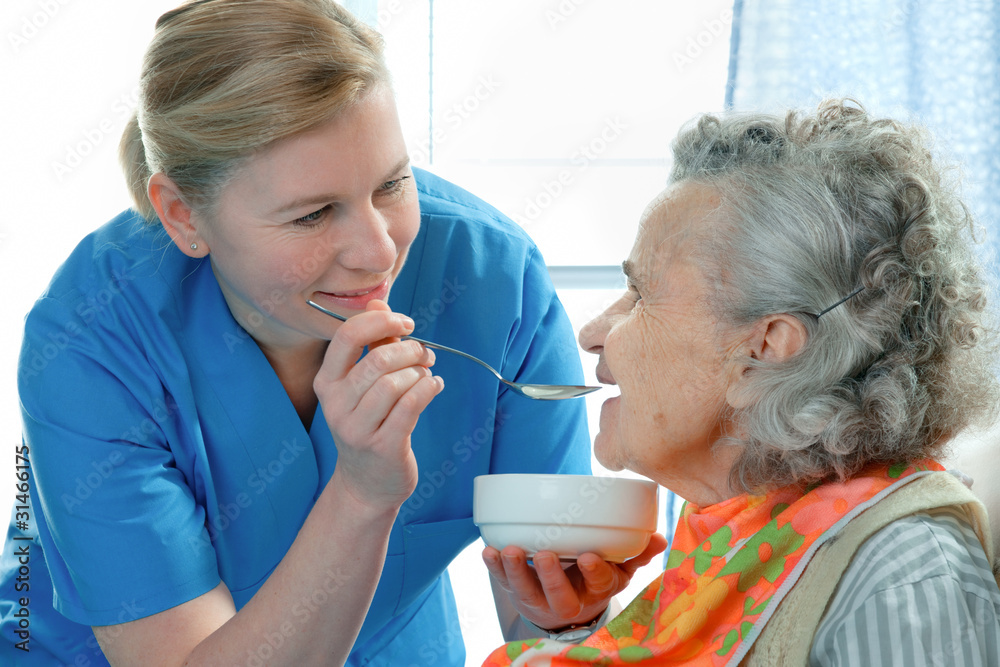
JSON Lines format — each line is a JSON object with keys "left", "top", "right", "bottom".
{"left": 190, "top": 242, "right": 199, "bottom": 250}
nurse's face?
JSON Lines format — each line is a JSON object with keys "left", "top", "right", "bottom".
{"left": 196, "top": 85, "right": 420, "bottom": 349}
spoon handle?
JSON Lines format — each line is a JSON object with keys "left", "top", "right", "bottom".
{"left": 401, "top": 337, "right": 505, "bottom": 382}
{"left": 306, "top": 300, "right": 504, "bottom": 381}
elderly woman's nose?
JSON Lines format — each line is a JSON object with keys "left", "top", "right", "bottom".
{"left": 578, "top": 310, "right": 611, "bottom": 355}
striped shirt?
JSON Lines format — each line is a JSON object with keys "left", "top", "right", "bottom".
{"left": 809, "top": 506, "right": 1000, "bottom": 666}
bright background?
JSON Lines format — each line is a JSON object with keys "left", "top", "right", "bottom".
{"left": 1, "top": 1, "right": 731, "bottom": 663}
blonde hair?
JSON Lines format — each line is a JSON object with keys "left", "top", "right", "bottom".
{"left": 119, "top": 0, "right": 389, "bottom": 222}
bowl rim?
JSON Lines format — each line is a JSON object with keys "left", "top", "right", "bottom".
{"left": 474, "top": 473, "right": 658, "bottom": 487}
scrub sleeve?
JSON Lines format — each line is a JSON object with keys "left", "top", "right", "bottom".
{"left": 0, "top": 168, "right": 592, "bottom": 666}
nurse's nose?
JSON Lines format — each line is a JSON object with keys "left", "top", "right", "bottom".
{"left": 340, "top": 202, "right": 397, "bottom": 274}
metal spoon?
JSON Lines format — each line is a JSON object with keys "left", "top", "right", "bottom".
{"left": 307, "top": 300, "right": 601, "bottom": 400}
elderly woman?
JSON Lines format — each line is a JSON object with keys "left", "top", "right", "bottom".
{"left": 484, "top": 100, "right": 1000, "bottom": 665}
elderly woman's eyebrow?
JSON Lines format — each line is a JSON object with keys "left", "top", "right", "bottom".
{"left": 621, "top": 260, "right": 645, "bottom": 289}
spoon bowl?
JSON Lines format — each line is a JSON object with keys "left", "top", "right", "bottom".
{"left": 307, "top": 300, "right": 601, "bottom": 400}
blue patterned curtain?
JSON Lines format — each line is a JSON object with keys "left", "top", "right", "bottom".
{"left": 727, "top": 0, "right": 1000, "bottom": 254}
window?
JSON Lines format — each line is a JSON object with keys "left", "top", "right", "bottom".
{"left": 379, "top": 0, "right": 733, "bottom": 274}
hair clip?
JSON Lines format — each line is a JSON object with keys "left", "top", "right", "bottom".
{"left": 809, "top": 286, "right": 865, "bottom": 320}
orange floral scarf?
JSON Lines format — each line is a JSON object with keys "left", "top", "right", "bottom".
{"left": 483, "top": 461, "right": 944, "bottom": 666}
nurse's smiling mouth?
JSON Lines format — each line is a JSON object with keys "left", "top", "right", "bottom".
{"left": 313, "top": 278, "right": 391, "bottom": 311}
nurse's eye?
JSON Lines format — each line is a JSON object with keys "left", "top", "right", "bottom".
{"left": 377, "top": 175, "right": 411, "bottom": 198}
{"left": 293, "top": 205, "right": 332, "bottom": 227}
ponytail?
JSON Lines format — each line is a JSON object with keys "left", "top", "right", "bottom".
{"left": 118, "top": 112, "right": 157, "bottom": 222}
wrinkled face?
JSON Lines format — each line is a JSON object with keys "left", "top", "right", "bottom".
{"left": 578, "top": 182, "right": 742, "bottom": 504}
{"left": 196, "top": 85, "right": 420, "bottom": 350}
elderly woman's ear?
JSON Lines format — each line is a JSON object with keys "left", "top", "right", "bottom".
{"left": 725, "top": 313, "right": 808, "bottom": 409}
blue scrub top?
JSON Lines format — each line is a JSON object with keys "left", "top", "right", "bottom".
{"left": 0, "top": 169, "right": 591, "bottom": 666}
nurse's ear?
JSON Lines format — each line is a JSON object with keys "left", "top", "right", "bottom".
{"left": 148, "top": 173, "right": 210, "bottom": 258}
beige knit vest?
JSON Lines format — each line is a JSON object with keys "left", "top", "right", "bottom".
{"left": 741, "top": 471, "right": 998, "bottom": 667}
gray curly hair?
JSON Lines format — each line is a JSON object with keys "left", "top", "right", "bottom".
{"left": 671, "top": 99, "right": 1000, "bottom": 492}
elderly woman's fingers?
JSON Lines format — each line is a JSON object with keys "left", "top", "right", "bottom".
{"left": 571, "top": 534, "right": 669, "bottom": 611}
{"left": 531, "top": 551, "right": 586, "bottom": 619}
{"left": 619, "top": 532, "right": 669, "bottom": 577}
{"left": 484, "top": 547, "right": 583, "bottom": 627}
{"left": 495, "top": 546, "right": 550, "bottom": 611}
{"left": 572, "top": 554, "right": 619, "bottom": 599}
{"left": 482, "top": 546, "right": 509, "bottom": 589}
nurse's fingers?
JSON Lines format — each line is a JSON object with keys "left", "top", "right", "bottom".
{"left": 377, "top": 371, "right": 445, "bottom": 440}
{"left": 319, "top": 300, "right": 417, "bottom": 380}
{"left": 317, "top": 315, "right": 434, "bottom": 415}
{"left": 347, "top": 338, "right": 435, "bottom": 394}
{"left": 364, "top": 299, "right": 403, "bottom": 351}
{"left": 345, "top": 364, "right": 443, "bottom": 440}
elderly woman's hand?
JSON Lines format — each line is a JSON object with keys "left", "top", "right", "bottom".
{"left": 483, "top": 534, "right": 667, "bottom": 632}
{"left": 315, "top": 299, "right": 444, "bottom": 514}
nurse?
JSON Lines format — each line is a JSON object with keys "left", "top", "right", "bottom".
{"left": 0, "top": 1, "right": 662, "bottom": 665}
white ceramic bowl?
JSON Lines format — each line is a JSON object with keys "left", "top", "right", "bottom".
{"left": 473, "top": 473, "right": 659, "bottom": 563}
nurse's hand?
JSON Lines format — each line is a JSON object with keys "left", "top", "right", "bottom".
{"left": 483, "top": 534, "right": 667, "bottom": 632}
{"left": 315, "top": 299, "right": 443, "bottom": 513}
